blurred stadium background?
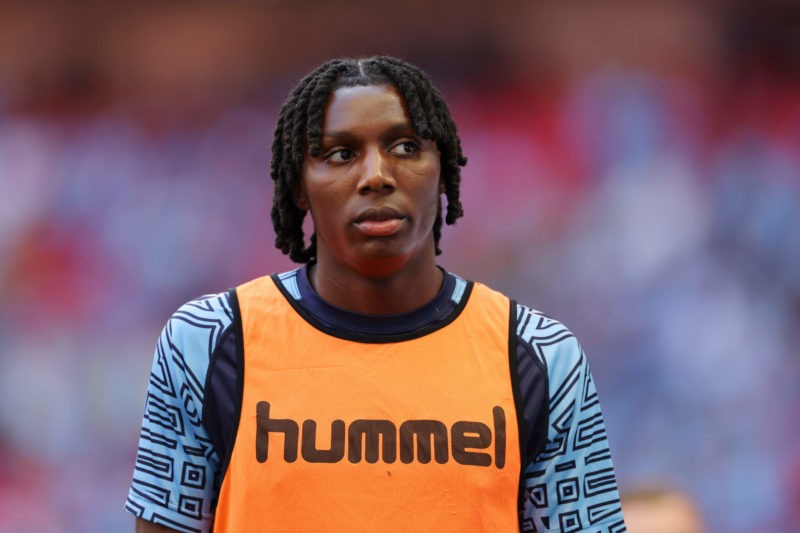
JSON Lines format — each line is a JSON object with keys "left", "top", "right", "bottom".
{"left": 0, "top": 1, "right": 798, "bottom": 531}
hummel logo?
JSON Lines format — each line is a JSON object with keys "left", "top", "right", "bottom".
{"left": 255, "top": 401, "right": 506, "bottom": 468}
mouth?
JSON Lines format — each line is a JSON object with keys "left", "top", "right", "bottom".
{"left": 353, "top": 207, "right": 406, "bottom": 237}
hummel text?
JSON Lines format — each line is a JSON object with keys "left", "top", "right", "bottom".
{"left": 255, "top": 401, "right": 506, "bottom": 468}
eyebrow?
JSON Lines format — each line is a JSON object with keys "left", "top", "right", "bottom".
{"left": 320, "top": 122, "right": 419, "bottom": 143}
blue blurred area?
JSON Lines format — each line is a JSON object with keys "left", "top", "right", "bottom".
{"left": 0, "top": 2, "right": 798, "bottom": 532}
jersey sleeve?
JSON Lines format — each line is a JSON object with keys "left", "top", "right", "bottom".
{"left": 125, "top": 293, "right": 233, "bottom": 533}
{"left": 516, "top": 305, "right": 626, "bottom": 533}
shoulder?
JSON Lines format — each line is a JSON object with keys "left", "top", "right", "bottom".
{"left": 514, "top": 302, "right": 582, "bottom": 370}
{"left": 166, "top": 292, "right": 234, "bottom": 337}
{"left": 466, "top": 276, "right": 581, "bottom": 357}
{"left": 155, "top": 292, "right": 235, "bottom": 387}
{"left": 164, "top": 292, "right": 234, "bottom": 349}
{"left": 461, "top": 279, "right": 583, "bottom": 366}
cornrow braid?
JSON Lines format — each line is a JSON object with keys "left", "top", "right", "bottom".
{"left": 270, "top": 55, "right": 468, "bottom": 263}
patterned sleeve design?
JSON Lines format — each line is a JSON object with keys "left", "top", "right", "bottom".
{"left": 516, "top": 305, "right": 626, "bottom": 533}
{"left": 125, "top": 293, "right": 233, "bottom": 533}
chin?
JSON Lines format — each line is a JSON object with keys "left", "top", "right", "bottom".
{"left": 348, "top": 247, "right": 417, "bottom": 277}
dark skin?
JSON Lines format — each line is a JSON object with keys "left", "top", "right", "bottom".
{"left": 297, "top": 84, "right": 444, "bottom": 314}
{"left": 135, "top": 520, "right": 175, "bottom": 532}
{"left": 135, "top": 84, "right": 444, "bottom": 532}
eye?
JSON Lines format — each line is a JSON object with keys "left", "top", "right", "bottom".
{"left": 389, "top": 141, "right": 419, "bottom": 156}
{"left": 324, "top": 148, "right": 356, "bottom": 163}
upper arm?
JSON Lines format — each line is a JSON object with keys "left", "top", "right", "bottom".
{"left": 136, "top": 517, "right": 183, "bottom": 533}
{"left": 516, "top": 306, "right": 625, "bottom": 532}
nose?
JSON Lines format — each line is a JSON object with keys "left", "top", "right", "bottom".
{"left": 357, "top": 148, "right": 396, "bottom": 192}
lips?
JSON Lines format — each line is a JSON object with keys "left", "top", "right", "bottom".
{"left": 353, "top": 206, "right": 406, "bottom": 237}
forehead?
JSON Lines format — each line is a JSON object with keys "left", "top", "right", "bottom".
{"left": 322, "top": 85, "right": 412, "bottom": 134}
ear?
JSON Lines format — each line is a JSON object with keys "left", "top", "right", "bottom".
{"left": 438, "top": 176, "right": 445, "bottom": 196}
{"left": 293, "top": 179, "right": 309, "bottom": 211}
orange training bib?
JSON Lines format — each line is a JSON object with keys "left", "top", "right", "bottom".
{"left": 214, "top": 275, "right": 521, "bottom": 532}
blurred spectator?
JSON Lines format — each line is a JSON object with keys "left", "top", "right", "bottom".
{"left": 622, "top": 485, "right": 705, "bottom": 533}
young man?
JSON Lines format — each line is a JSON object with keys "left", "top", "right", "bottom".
{"left": 126, "top": 56, "right": 626, "bottom": 532}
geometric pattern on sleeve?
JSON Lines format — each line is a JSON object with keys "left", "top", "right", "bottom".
{"left": 125, "top": 292, "right": 233, "bottom": 533}
{"left": 516, "top": 305, "right": 626, "bottom": 533}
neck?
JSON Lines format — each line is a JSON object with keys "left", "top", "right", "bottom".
{"left": 308, "top": 254, "right": 443, "bottom": 315}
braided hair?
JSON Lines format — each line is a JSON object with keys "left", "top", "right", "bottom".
{"left": 270, "top": 56, "right": 468, "bottom": 263}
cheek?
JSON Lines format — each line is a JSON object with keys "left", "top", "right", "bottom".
{"left": 303, "top": 179, "right": 352, "bottom": 238}
{"left": 420, "top": 162, "right": 443, "bottom": 212}
{"left": 303, "top": 175, "right": 343, "bottom": 214}
{"left": 416, "top": 179, "right": 443, "bottom": 228}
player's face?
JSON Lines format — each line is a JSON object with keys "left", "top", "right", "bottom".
{"left": 297, "top": 84, "right": 442, "bottom": 277}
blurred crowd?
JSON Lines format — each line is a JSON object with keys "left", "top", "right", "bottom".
{"left": 449, "top": 68, "right": 800, "bottom": 532}
{"left": 1, "top": 2, "right": 799, "bottom": 532}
